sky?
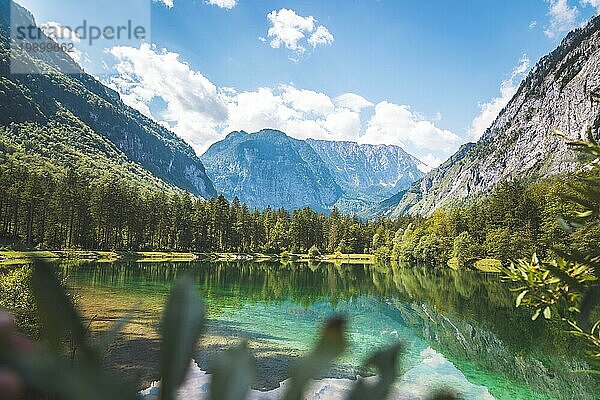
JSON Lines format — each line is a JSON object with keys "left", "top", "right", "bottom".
{"left": 14, "top": 0, "right": 600, "bottom": 168}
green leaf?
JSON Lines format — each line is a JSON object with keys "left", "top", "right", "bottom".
{"left": 543, "top": 306, "right": 552, "bottom": 320}
{"left": 159, "top": 276, "right": 205, "bottom": 400}
{"left": 346, "top": 344, "right": 402, "bottom": 400}
{"left": 31, "top": 260, "right": 97, "bottom": 362}
{"left": 283, "top": 318, "right": 347, "bottom": 400}
{"left": 515, "top": 290, "right": 528, "bottom": 308}
{"left": 209, "top": 342, "right": 255, "bottom": 400}
{"left": 532, "top": 309, "right": 541, "bottom": 321}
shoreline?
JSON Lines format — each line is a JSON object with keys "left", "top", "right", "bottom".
{"left": 0, "top": 250, "right": 377, "bottom": 265}
{"left": 0, "top": 250, "right": 502, "bottom": 271}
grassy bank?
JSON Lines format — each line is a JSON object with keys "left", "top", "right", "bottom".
{"left": 0, "top": 251, "right": 377, "bottom": 265}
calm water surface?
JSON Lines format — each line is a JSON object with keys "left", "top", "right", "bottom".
{"left": 58, "top": 260, "right": 596, "bottom": 400}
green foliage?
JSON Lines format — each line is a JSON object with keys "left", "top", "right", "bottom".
{"left": 0, "top": 266, "right": 38, "bottom": 337}
{"left": 451, "top": 231, "right": 481, "bottom": 268}
{"left": 307, "top": 245, "right": 321, "bottom": 258}
{"left": 0, "top": 149, "right": 410, "bottom": 254}
{"left": 501, "top": 129, "right": 600, "bottom": 370}
{"left": 503, "top": 254, "right": 596, "bottom": 320}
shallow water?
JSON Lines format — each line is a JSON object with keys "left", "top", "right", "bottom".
{"left": 59, "top": 260, "right": 597, "bottom": 399}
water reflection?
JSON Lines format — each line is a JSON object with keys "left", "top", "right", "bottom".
{"left": 59, "top": 261, "right": 597, "bottom": 400}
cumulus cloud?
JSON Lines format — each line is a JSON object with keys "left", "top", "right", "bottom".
{"left": 582, "top": 0, "right": 600, "bottom": 10}
{"left": 544, "top": 0, "right": 578, "bottom": 38}
{"left": 308, "top": 25, "right": 334, "bottom": 47}
{"left": 363, "top": 102, "right": 461, "bottom": 166}
{"left": 280, "top": 85, "right": 334, "bottom": 116}
{"left": 105, "top": 44, "right": 457, "bottom": 163}
{"left": 264, "top": 8, "right": 334, "bottom": 60}
{"left": 155, "top": 0, "right": 174, "bottom": 8}
{"left": 206, "top": 0, "right": 237, "bottom": 9}
{"left": 468, "top": 55, "right": 530, "bottom": 140}
{"left": 334, "top": 93, "right": 374, "bottom": 112}
{"left": 106, "top": 43, "right": 229, "bottom": 151}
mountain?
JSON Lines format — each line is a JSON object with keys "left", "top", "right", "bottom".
{"left": 0, "top": 0, "right": 216, "bottom": 198}
{"left": 384, "top": 15, "right": 600, "bottom": 218}
{"left": 201, "top": 130, "right": 342, "bottom": 211}
{"left": 305, "top": 139, "right": 426, "bottom": 214}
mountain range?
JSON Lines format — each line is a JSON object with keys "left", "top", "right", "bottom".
{"left": 1, "top": 0, "right": 599, "bottom": 218}
{"left": 200, "top": 130, "right": 426, "bottom": 212}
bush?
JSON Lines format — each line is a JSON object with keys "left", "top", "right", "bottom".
{"left": 373, "top": 246, "right": 391, "bottom": 260}
{"left": 308, "top": 245, "right": 321, "bottom": 258}
{"left": 451, "top": 231, "right": 482, "bottom": 268}
{"left": 0, "top": 267, "right": 38, "bottom": 337}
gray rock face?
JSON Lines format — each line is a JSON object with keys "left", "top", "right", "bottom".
{"left": 201, "top": 130, "right": 343, "bottom": 211}
{"left": 306, "top": 139, "right": 426, "bottom": 214}
{"left": 201, "top": 130, "right": 426, "bottom": 212}
{"left": 388, "top": 15, "right": 600, "bottom": 217}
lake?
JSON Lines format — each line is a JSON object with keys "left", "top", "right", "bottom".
{"left": 57, "top": 260, "right": 596, "bottom": 399}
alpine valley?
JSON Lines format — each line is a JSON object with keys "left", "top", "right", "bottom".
{"left": 1, "top": 2, "right": 600, "bottom": 400}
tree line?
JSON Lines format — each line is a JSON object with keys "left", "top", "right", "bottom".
{"left": 1, "top": 151, "right": 595, "bottom": 263}
{"left": 372, "top": 178, "right": 597, "bottom": 267}
{"left": 0, "top": 158, "right": 410, "bottom": 253}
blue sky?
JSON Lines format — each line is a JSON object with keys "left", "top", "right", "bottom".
{"left": 15, "top": 0, "right": 600, "bottom": 166}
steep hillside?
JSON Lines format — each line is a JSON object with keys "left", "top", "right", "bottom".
{"left": 387, "top": 15, "right": 600, "bottom": 217}
{"left": 201, "top": 130, "right": 342, "bottom": 211}
{"left": 0, "top": 0, "right": 216, "bottom": 197}
{"left": 306, "top": 139, "right": 425, "bottom": 213}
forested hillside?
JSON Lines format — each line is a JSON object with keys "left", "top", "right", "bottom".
{"left": 0, "top": 0, "right": 216, "bottom": 198}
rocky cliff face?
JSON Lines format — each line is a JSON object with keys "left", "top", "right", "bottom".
{"left": 201, "top": 130, "right": 343, "bottom": 211}
{"left": 306, "top": 139, "right": 426, "bottom": 214}
{"left": 0, "top": 0, "right": 216, "bottom": 198}
{"left": 387, "top": 15, "right": 600, "bottom": 217}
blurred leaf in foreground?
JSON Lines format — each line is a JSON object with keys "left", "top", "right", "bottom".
{"left": 209, "top": 341, "right": 255, "bottom": 400}
{"left": 283, "top": 317, "right": 347, "bottom": 400}
{"left": 159, "top": 276, "right": 205, "bottom": 400}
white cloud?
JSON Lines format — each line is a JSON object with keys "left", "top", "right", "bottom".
{"left": 363, "top": 102, "right": 461, "bottom": 157}
{"left": 281, "top": 85, "right": 334, "bottom": 116}
{"left": 206, "top": 0, "right": 237, "bottom": 9}
{"left": 105, "top": 44, "right": 458, "bottom": 162}
{"left": 582, "top": 0, "right": 600, "bottom": 14}
{"left": 544, "top": 0, "right": 578, "bottom": 38}
{"left": 529, "top": 20, "right": 538, "bottom": 29}
{"left": 156, "top": 0, "right": 174, "bottom": 8}
{"left": 265, "top": 8, "right": 334, "bottom": 59}
{"left": 334, "top": 93, "right": 374, "bottom": 112}
{"left": 308, "top": 25, "right": 334, "bottom": 48}
{"left": 106, "top": 44, "right": 229, "bottom": 152}
{"left": 468, "top": 55, "right": 530, "bottom": 140}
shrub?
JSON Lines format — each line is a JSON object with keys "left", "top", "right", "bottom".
{"left": 308, "top": 245, "right": 321, "bottom": 258}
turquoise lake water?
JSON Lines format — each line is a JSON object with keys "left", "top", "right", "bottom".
{"left": 58, "top": 260, "right": 597, "bottom": 399}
